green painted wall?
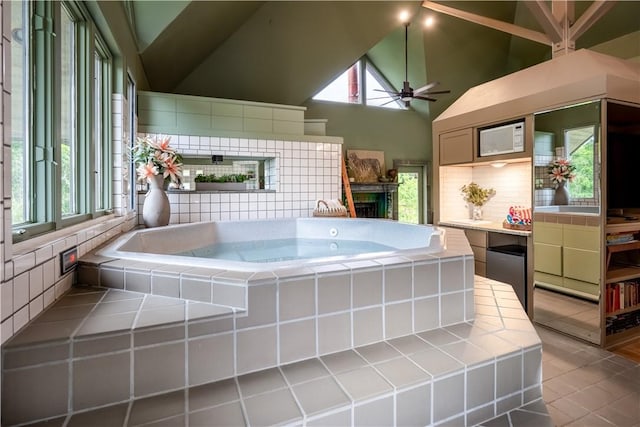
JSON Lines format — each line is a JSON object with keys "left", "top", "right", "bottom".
{"left": 304, "top": 100, "right": 431, "bottom": 169}
{"left": 88, "top": 1, "right": 150, "bottom": 91}
{"left": 175, "top": 1, "right": 420, "bottom": 106}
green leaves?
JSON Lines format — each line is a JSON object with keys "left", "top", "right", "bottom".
{"left": 460, "top": 182, "right": 496, "bottom": 206}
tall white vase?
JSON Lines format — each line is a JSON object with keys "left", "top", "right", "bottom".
{"left": 142, "top": 174, "right": 170, "bottom": 227}
{"left": 553, "top": 181, "right": 570, "bottom": 205}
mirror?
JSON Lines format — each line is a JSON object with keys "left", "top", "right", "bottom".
{"left": 178, "top": 155, "right": 272, "bottom": 191}
{"left": 532, "top": 100, "right": 602, "bottom": 345}
{"left": 533, "top": 101, "right": 601, "bottom": 210}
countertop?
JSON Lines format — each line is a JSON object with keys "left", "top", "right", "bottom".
{"left": 438, "top": 220, "right": 532, "bottom": 237}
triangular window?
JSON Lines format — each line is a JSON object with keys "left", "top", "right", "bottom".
{"left": 312, "top": 58, "right": 403, "bottom": 109}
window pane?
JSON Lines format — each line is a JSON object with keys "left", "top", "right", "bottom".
{"left": 11, "top": 0, "right": 29, "bottom": 225}
{"left": 60, "top": 8, "right": 77, "bottom": 216}
{"left": 312, "top": 63, "right": 360, "bottom": 104}
{"left": 365, "top": 65, "right": 402, "bottom": 110}
{"left": 398, "top": 172, "right": 420, "bottom": 223}
{"left": 127, "top": 74, "right": 136, "bottom": 211}
{"left": 94, "top": 50, "right": 103, "bottom": 210}
{"left": 566, "top": 126, "right": 595, "bottom": 199}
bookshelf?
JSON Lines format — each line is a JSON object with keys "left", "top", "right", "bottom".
{"left": 605, "top": 220, "right": 640, "bottom": 346}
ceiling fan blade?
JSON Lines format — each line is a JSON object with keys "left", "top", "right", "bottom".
{"left": 413, "top": 81, "right": 440, "bottom": 95}
{"left": 374, "top": 89, "right": 400, "bottom": 95}
{"left": 421, "top": 89, "right": 451, "bottom": 95}
{"left": 381, "top": 97, "right": 401, "bottom": 106}
{"left": 414, "top": 95, "right": 438, "bottom": 102}
{"left": 368, "top": 95, "right": 400, "bottom": 101}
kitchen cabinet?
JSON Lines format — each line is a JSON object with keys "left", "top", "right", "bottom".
{"left": 439, "top": 128, "right": 473, "bottom": 165}
{"left": 533, "top": 222, "right": 562, "bottom": 276}
{"left": 464, "top": 229, "right": 487, "bottom": 277}
{"left": 533, "top": 222, "right": 600, "bottom": 301}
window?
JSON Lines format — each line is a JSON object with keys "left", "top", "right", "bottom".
{"left": 364, "top": 63, "right": 402, "bottom": 109}
{"left": 94, "top": 39, "right": 112, "bottom": 211}
{"left": 565, "top": 125, "right": 596, "bottom": 199}
{"left": 312, "top": 58, "right": 403, "bottom": 109}
{"left": 127, "top": 74, "right": 137, "bottom": 211}
{"left": 60, "top": 6, "right": 77, "bottom": 216}
{"left": 10, "top": 0, "right": 30, "bottom": 225}
{"left": 11, "top": 1, "right": 113, "bottom": 242}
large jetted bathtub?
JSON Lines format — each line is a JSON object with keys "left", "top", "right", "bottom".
{"left": 98, "top": 217, "right": 446, "bottom": 271}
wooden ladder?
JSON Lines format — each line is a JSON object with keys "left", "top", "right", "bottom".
{"left": 341, "top": 157, "right": 356, "bottom": 218}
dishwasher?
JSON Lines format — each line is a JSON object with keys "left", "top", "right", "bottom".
{"left": 486, "top": 244, "right": 527, "bottom": 310}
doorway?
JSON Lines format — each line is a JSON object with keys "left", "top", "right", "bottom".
{"left": 395, "top": 162, "right": 428, "bottom": 224}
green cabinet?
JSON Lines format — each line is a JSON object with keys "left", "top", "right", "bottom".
{"left": 533, "top": 222, "right": 563, "bottom": 276}
{"left": 533, "top": 222, "right": 600, "bottom": 300}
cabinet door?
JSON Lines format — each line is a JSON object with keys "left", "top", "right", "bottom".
{"left": 563, "top": 247, "right": 600, "bottom": 284}
{"left": 464, "top": 229, "right": 487, "bottom": 248}
{"left": 563, "top": 224, "right": 600, "bottom": 251}
{"left": 439, "top": 129, "right": 473, "bottom": 165}
{"left": 533, "top": 222, "right": 563, "bottom": 245}
{"left": 563, "top": 224, "right": 600, "bottom": 284}
{"left": 534, "top": 242, "right": 562, "bottom": 275}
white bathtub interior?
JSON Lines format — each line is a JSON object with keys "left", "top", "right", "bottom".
{"left": 98, "top": 218, "right": 446, "bottom": 271}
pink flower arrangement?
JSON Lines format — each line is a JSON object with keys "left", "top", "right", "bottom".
{"left": 132, "top": 135, "right": 183, "bottom": 184}
{"left": 548, "top": 158, "right": 576, "bottom": 185}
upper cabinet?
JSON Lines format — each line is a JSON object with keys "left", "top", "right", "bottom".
{"left": 439, "top": 128, "right": 473, "bottom": 165}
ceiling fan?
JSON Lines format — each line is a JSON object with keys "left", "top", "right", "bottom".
{"left": 374, "top": 19, "right": 450, "bottom": 107}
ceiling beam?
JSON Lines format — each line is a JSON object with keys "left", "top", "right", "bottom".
{"left": 569, "top": 0, "right": 617, "bottom": 40}
{"left": 523, "top": 1, "right": 564, "bottom": 43}
{"left": 421, "top": 0, "right": 552, "bottom": 45}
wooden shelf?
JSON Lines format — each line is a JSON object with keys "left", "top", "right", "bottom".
{"left": 606, "top": 304, "right": 640, "bottom": 317}
{"left": 606, "top": 219, "right": 640, "bottom": 234}
{"left": 605, "top": 223, "right": 640, "bottom": 345}
{"left": 606, "top": 326, "right": 640, "bottom": 348}
{"left": 606, "top": 265, "right": 640, "bottom": 283}
{"left": 607, "top": 240, "right": 640, "bottom": 252}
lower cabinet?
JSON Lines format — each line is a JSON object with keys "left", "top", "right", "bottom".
{"left": 464, "top": 229, "right": 487, "bottom": 277}
{"left": 533, "top": 222, "right": 600, "bottom": 300}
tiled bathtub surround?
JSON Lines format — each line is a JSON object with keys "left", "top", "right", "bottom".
{"left": 1, "top": 277, "right": 542, "bottom": 426}
{"left": 77, "top": 227, "right": 474, "bottom": 368}
{"left": 136, "top": 134, "right": 343, "bottom": 224}
{"left": 1, "top": 214, "right": 137, "bottom": 345}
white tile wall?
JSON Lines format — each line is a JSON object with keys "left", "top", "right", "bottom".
{"left": 440, "top": 161, "right": 532, "bottom": 222}
{"left": 112, "top": 94, "right": 131, "bottom": 216}
{"left": 136, "top": 134, "right": 343, "bottom": 224}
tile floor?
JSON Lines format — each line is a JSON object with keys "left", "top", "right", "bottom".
{"left": 536, "top": 325, "right": 640, "bottom": 427}
{"left": 20, "top": 324, "right": 638, "bottom": 427}
{"left": 481, "top": 321, "right": 640, "bottom": 427}
{"left": 611, "top": 337, "right": 640, "bottom": 364}
{"left": 9, "top": 280, "right": 640, "bottom": 426}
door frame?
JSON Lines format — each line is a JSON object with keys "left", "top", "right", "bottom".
{"left": 393, "top": 159, "right": 431, "bottom": 224}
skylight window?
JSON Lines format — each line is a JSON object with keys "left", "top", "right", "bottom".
{"left": 312, "top": 58, "right": 403, "bottom": 109}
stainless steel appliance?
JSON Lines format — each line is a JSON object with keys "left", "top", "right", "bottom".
{"left": 486, "top": 244, "right": 527, "bottom": 310}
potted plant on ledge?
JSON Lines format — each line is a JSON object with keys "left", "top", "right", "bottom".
{"left": 460, "top": 182, "right": 496, "bottom": 220}
{"left": 194, "top": 173, "right": 249, "bottom": 191}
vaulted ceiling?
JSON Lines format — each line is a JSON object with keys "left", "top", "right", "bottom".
{"left": 128, "top": 1, "right": 640, "bottom": 116}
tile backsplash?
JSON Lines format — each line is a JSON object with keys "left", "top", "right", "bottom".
{"left": 136, "top": 135, "right": 343, "bottom": 225}
{"left": 440, "top": 161, "right": 532, "bottom": 222}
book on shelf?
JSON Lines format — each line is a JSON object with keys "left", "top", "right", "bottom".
{"left": 606, "top": 280, "right": 640, "bottom": 313}
{"left": 606, "top": 233, "right": 636, "bottom": 245}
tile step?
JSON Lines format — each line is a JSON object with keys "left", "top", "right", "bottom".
{"left": 6, "top": 335, "right": 547, "bottom": 427}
